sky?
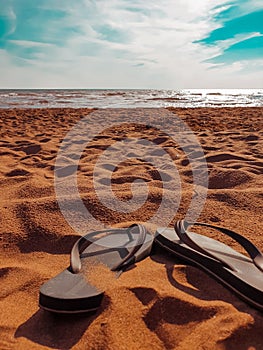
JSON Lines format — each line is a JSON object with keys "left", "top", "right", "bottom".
{"left": 0, "top": 0, "right": 263, "bottom": 89}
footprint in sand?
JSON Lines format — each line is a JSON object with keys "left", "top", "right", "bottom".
{"left": 6, "top": 169, "right": 31, "bottom": 177}
{"left": 39, "top": 137, "right": 51, "bottom": 143}
{"left": 206, "top": 153, "right": 250, "bottom": 163}
{"left": 245, "top": 134, "right": 259, "bottom": 142}
{"left": 203, "top": 146, "right": 220, "bottom": 151}
{"left": 101, "top": 163, "right": 116, "bottom": 171}
{"left": 132, "top": 287, "right": 216, "bottom": 349}
{"left": 209, "top": 169, "right": 252, "bottom": 189}
{"left": 55, "top": 165, "right": 77, "bottom": 178}
{"left": 13, "top": 143, "right": 42, "bottom": 155}
{"left": 152, "top": 136, "right": 171, "bottom": 145}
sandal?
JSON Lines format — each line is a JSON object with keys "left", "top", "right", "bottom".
{"left": 39, "top": 224, "right": 153, "bottom": 313}
{"left": 154, "top": 220, "right": 263, "bottom": 311}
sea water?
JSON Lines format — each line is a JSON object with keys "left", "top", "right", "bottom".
{"left": 0, "top": 89, "right": 262, "bottom": 108}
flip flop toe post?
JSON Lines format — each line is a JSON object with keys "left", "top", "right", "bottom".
{"left": 39, "top": 224, "right": 153, "bottom": 313}
{"left": 154, "top": 220, "right": 263, "bottom": 311}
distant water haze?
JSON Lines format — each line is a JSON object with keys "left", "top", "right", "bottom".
{"left": 0, "top": 89, "right": 262, "bottom": 109}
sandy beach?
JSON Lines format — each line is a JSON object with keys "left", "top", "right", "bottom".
{"left": 0, "top": 107, "right": 262, "bottom": 349}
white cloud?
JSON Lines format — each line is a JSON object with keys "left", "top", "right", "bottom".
{"left": 1, "top": 0, "right": 263, "bottom": 88}
{"left": 8, "top": 40, "right": 55, "bottom": 48}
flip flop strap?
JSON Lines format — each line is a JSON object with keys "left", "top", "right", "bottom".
{"left": 175, "top": 220, "right": 263, "bottom": 272}
{"left": 70, "top": 224, "right": 148, "bottom": 273}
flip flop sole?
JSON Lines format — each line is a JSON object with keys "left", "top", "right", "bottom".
{"left": 40, "top": 231, "right": 153, "bottom": 313}
{"left": 155, "top": 227, "right": 263, "bottom": 311}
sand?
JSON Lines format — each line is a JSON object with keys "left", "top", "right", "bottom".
{"left": 0, "top": 107, "right": 262, "bottom": 350}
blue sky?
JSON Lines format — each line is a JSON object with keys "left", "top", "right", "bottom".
{"left": 0, "top": 0, "right": 262, "bottom": 88}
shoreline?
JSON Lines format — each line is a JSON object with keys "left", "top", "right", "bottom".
{"left": 1, "top": 89, "right": 262, "bottom": 109}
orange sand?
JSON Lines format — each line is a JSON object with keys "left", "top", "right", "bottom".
{"left": 0, "top": 107, "right": 262, "bottom": 349}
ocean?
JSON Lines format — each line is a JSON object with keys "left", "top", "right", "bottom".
{"left": 0, "top": 89, "right": 262, "bottom": 108}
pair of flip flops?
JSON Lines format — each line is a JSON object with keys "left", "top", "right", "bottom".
{"left": 39, "top": 221, "right": 263, "bottom": 313}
